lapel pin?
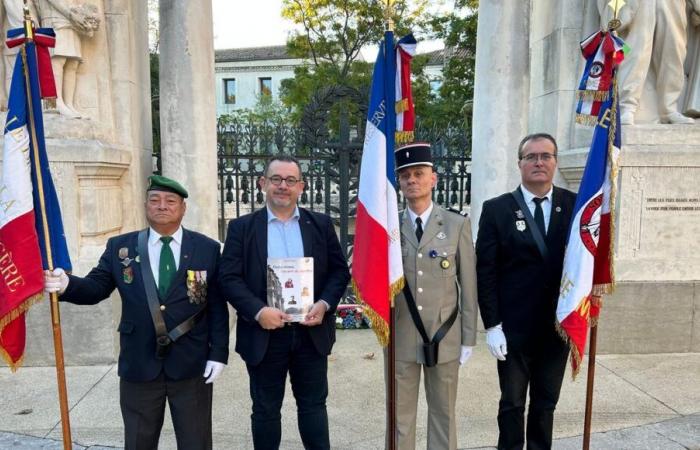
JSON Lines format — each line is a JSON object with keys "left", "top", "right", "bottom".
{"left": 516, "top": 220, "right": 526, "bottom": 232}
{"left": 515, "top": 210, "right": 525, "bottom": 219}
{"left": 555, "top": 206, "right": 562, "bottom": 212}
{"left": 436, "top": 231, "right": 446, "bottom": 240}
{"left": 429, "top": 249, "right": 438, "bottom": 258}
{"left": 120, "top": 257, "right": 133, "bottom": 267}
{"left": 118, "top": 247, "right": 129, "bottom": 259}
{"left": 135, "top": 255, "right": 140, "bottom": 263}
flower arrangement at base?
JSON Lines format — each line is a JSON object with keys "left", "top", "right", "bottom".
{"left": 335, "top": 303, "right": 371, "bottom": 329}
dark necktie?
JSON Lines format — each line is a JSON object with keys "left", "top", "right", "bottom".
{"left": 159, "top": 236, "right": 176, "bottom": 298}
{"left": 533, "top": 197, "right": 547, "bottom": 237}
{"left": 415, "top": 217, "right": 424, "bottom": 243}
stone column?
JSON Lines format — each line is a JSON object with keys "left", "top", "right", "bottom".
{"left": 159, "top": 0, "right": 218, "bottom": 239}
{"left": 470, "top": 0, "right": 531, "bottom": 237}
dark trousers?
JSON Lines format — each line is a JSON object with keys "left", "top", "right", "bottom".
{"left": 120, "top": 374, "right": 213, "bottom": 450}
{"left": 246, "top": 324, "right": 330, "bottom": 450}
{"left": 496, "top": 331, "right": 569, "bottom": 450}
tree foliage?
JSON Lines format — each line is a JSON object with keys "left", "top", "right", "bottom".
{"left": 421, "top": 0, "right": 478, "bottom": 128}
{"left": 280, "top": 0, "right": 429, "bottom": 119}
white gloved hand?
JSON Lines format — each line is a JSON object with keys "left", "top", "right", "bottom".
{"left": 44, "top": 268, "right": 69, "bottom": 294}
{"left": 486, "top": 324, "right": 508, "bottom": 361}
{"left": 203, "top": 360, "right": 226, "bottom": 384}
{"left": 459, "top": 346, "right": 473, "bottom": 365}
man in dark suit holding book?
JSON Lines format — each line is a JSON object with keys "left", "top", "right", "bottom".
{"left": 476, "top": 133, "right": 576, "bottom": 450}
{"left": 219, "top": 155, "right": 350, "bottom": 449}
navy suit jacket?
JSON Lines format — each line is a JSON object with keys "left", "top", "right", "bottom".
{"left": 60, "top": 228, "right": 229, "bottom": 382}
{"left": 476, "top": 186, "right": 576, "bottom": 343}
{"left": 219, "top": 208, "right": 350, "bottom": 366}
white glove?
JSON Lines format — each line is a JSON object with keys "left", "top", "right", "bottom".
{"left": 44, "top": 268, "right": 69, "bottom": 294}
{"left": 203, "top": 360, "right": 226, "bottom": 384}
{"left": 459, "top": 346, "right": 473, "bottom": 365}
{"left": 486, "top": 324, "right": 508, "bottom": 361}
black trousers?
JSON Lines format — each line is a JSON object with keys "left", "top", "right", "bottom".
{"left": 120, "top": 373, "right": 213, "bottom": 450}
{"left": 246, "top": 324, "right": 330, "bottom": 450}
{"left": 496, "top": 330, "right": 569, "bottom": 450}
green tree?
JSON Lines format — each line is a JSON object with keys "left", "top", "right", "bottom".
{"left": 280, "top": 0, "right": 429, "bottom": 119}
{"left": 422, "top": 0, "right": 478, "bottom": 128}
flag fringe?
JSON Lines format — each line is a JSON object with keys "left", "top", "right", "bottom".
{"left": 577, "top": 89, "right": 610, "bottom": 102}
{"left": 0, "top": 346, "right": 24, "bottom": 372}
{"left": 351, "top": 277, "right": 405, "bottom": 347}
{"left": 0, "top": 291, "right": 44, "bottom": 334}
{"left": 395, "top": 131, "right": 414, "bottom": 145}
{"left": 575, "top": 114, "right": 599, "bottom": 126}
{"left": 606, "top": 77, "right": 620, "bottom": 295}
{"left": 592, "top": 284, "right": 612, "bottom": 296}
{"left": 555, "top": 319, "right": 582, "bottom": 380}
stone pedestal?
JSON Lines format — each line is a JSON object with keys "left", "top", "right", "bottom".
{"left": 559, "top": 124, "right": 700, "bottom": 353}
{"left": 0, "top": 0, "right": 153, "bottom": 366}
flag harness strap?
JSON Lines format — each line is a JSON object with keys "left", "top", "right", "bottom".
{"left": 401, "top": 283, "right": 458, "bottom": 368}
{"left": 511, "top": 187, "right": 549, "bottom": 260}
{"left": 137, "top": 230, "right": 205, "bottom": 359}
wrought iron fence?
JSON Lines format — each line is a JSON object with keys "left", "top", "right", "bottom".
{"left": 216, "top": 87, "right": 472, "bottom": 261}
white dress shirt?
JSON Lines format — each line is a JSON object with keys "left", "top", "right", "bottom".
{"left": 148, "top": 226, "right": 183, "bottom": 287}
{"left": 406, "top": 202, "right": 434, "bottom": 232}
{"left": 520, "top": 185, "right": 553, "bottom": 233}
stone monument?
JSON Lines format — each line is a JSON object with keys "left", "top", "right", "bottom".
{"left": 0, "top": 0, "right": 152, "bottom": 365}
{"left": 472, "top": 0, "right": 700, "bottom": 353}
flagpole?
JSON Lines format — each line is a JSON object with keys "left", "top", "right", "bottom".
{"left": 582, "top": 5, "right": 622, "bottom": 446}
{"left": 384, "top": 2, "right": 397, "bottom": 448}
{"left": 20, "top": 4, "right": 73, "bottom": 449}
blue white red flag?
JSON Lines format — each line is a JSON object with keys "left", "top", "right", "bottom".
{"left": 352, "top": 31, "right": 404, "bottom": 346}
{"left": 557, "top": 32, "right": 624, "bottom": 377}
{"left": 0, "top": 26, "right": 71, "bottom": 370}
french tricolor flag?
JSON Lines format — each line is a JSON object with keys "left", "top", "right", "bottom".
{"left": 351, "top": 31, "right": 404, "bottom": 346}
{"left": 557, "top": 39, "right": 623, "bottom": 377}
{"left": 0, "top": 26, "right": 70, "bottom": 370}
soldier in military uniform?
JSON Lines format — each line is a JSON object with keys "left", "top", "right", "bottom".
{"left": 44, "top": 175, "right": 229, "bottom": 450}
{"left": 393, "top": 142, "right": 478, "bottom": 450}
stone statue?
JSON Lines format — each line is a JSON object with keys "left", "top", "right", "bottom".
{"left": 597, "top": 0, "right": 695, "bottom": 125}
{"left": 0, "top": 0, "right": 39, "bottom": 110}
{"left": 35, "top": 0, "right": 99, "bottom": 118}
{"left": 683, "top": 3, "right": 700, "bottom": 117}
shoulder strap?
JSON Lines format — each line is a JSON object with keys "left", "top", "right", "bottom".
{"left": 511, "top": 188, "right": 549, "bottom": 260}
{"left": 138, "top": 229, "right": 169, "bottom": 339}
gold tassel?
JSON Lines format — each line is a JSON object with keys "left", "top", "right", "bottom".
{"left": 575, "top": 114, "right": 599, "bottom": 126}
{"left": 351, "top": 278, "right": 404, "bottom": 347}
{"left": 395, "top": 98, "right": 409, "bottom": 114}
{"left": 395, "top": 131, "right": 415, "bottom": 145}
{"left": 577, "top": 90, "right": 610, "bottom": 102}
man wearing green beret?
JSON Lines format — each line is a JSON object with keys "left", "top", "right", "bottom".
{"left": 44, "top": 175, "right": 229, "bottom": 450}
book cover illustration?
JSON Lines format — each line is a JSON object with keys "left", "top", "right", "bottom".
{"left": 267, "top": 257, "right": 314, "bottom": 322}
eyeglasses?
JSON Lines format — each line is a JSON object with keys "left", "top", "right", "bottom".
{"left": 267, "top": 175, "right": 301, "bottom": 186}
{"left": 521, "top": 152, "right": 556, "bottom": 163}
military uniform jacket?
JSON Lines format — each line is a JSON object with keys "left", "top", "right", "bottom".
{"left": 395, "top": 206, "right": 478, "bottom": 364}
{"left": 60, "top": 228, "right": 230, "bottom": 382}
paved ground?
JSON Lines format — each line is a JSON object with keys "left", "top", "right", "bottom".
{"left": 1, "top": 329, "right": 698, "bottom": 449}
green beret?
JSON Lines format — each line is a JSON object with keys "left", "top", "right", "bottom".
{"left": 147, "top": 175, "right": 188, "bottom": 198}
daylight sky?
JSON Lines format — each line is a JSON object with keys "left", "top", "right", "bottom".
{"left": 211, "top": 0, "right": 449, "bottom": 57}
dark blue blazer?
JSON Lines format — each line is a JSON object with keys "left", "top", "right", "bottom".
{"left": 476, "top": 186, "right": 576, "bottom": 342}
{"left": 219, "top": 208, "right": 350, "bottom": 366}
{"left": 60, "top": 228, "right": 229, "bottom": 382}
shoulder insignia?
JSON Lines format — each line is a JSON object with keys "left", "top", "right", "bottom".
{"left": 447, "top": 207, "right": 468, "bottom": 217}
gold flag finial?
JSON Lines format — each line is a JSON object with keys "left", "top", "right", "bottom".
{"left": 607, "top": 0, "right": 625, "bottom": 30}
{"left": 384, "top": 0, "right": 395, "bottom": 32}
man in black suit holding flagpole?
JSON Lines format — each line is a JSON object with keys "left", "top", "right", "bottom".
{"left": 476, "top": 133, "right": 576, "bottom": 450}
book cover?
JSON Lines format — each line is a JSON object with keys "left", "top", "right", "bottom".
{"left": 267, "top": 257, "right": 314, "bottom": 322}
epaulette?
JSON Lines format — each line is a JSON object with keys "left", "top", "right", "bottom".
{"left": 447, "top": 207, "right": 469, "bottom": 217}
